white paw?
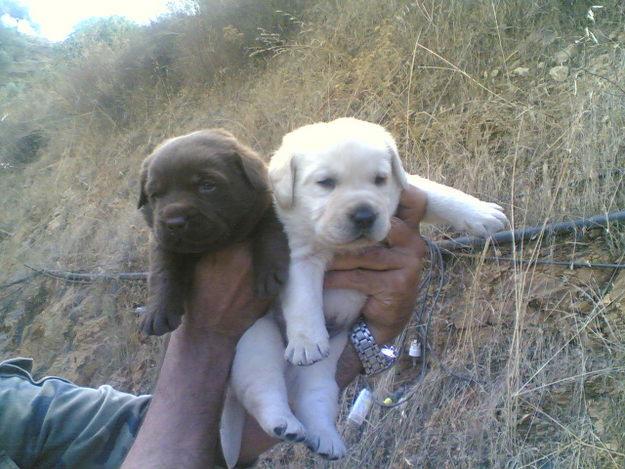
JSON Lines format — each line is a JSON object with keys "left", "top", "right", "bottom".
{"left": 452, "top": 199, "right": 508, "bottom": 236}
{"left": 305, "top": 428, "right": 347, "bottom": 460}
{"left": 259, "top": 411, "right": 306, "bottom": 443}
{"left": 285, "top": 332, "right": 330, "bottom": 366}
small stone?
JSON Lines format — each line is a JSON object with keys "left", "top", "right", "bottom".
{"left": 549, "top": 65, "right": 569, "bottom": 81}
{"left": 512, "top": 67, "right": 530, "bottom": 77}
{"left": 490, "top": 69, "right": 499, "bottom": 78}
{"left": 530, "top": 29, "right": 557, "bottom": 46}
{"left": 553, "top": 45, "right": 577, "bottom": 64}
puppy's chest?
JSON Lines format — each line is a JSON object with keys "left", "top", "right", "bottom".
{"left": 323, "top": 288, "right": 366, "bottom": 334}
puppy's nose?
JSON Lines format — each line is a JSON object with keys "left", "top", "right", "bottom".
{"left": 164, "top": 215, "right": 188, "bottom": 230}
{"left": 350, "top": 205, "right": 377, "bottom": 230}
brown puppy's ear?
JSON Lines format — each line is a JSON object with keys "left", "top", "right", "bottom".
{"left": 137, "top": 155, "right": 155, "bottom": 227}
{"left": 236, "top": 144, "right": 269, "bottom": 192}
{"left": 138, "top": 136, "right": 176, "bottom": 210}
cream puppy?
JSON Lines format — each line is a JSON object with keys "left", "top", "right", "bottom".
{"left": 220, "top": 118, "right": 508, "bottom": 465}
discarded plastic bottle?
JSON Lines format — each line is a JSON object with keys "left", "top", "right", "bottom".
{"left": 347, "top": 388, "right": 373, "bottom": 426}
{"left": 408, "top": 339, "right": 421, "bottom": 367}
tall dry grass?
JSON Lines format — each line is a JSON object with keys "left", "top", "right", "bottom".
{"left": 0, "top": 0, "right": 624, "bottom": 467}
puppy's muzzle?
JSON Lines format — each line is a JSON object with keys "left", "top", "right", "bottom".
{"left": 161, "top": 204, "right": 197, "bottom": 233}
{"left": 350, "top": 205, "right": 377, "bottom": 232}
{"left": 164, "top": 214, "right": 189, "bottom": 232}
{"left": 156, "top": 204, "right": 226, "bottom": 252}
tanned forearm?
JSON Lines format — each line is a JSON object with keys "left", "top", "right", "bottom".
{"left": 122, "top": 324, "right": 237, "bottom": 469}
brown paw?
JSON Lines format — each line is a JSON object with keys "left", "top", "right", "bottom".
{"left": 254, "top": 263, "right": 288, "bottom": 298}
{"left": 139, "top": 304, "right": 183, "bottom": 336}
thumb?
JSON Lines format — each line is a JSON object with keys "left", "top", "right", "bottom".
{"left": 396, "top": 185, "right": 427, "bottom": 229}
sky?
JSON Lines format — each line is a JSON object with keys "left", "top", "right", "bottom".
{"left": 2, "top": 0, "right": 174, "bottom": 42}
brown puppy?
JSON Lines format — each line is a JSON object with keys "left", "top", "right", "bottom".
{"left": 138, "top": 129, "right": 288, "bottom": 336}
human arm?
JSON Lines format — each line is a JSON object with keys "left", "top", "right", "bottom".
{"left": 122, "top": 243, "right": 271, "bottom": 469}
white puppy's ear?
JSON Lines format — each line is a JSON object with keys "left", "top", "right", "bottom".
{"left": 385, "top": 138, "right": 408, "bottom": 189}
{"left": 269, "top": 146, "right": 297, "bottom": 209}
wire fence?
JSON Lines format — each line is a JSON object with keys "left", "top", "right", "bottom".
{"left": 3, "top": 210, "right": 624, "bottom": 291}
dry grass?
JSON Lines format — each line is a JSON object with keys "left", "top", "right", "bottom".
{"left": 1, "top": 0, "right": 624, "bottom": 467}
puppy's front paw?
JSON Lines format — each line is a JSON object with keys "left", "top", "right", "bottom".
{"left": 254, "top": 262, "right": 288, "bottom": 298}
{"left": 453, "top": 199, "right": 509, "bottom": 236}
{"left": 285, "top": 333, "right": 330, "bottom": 366}
{"left": 305, "top": 428, "right": 347, "bottom": 460}
{"left": 139, "top": 303, "right": 183, "bottom": 336}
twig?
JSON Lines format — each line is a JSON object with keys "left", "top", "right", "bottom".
{"left": 0, "top": 273, "right": 39, "bottom": 289}
{"left": 439, "top": 362, "right": 482, "bottom": 385}
{"left": 23, "top": 264, "right": 148, "bottom": 283}
{"left": 582, "top": 68, "right": 625, "bottom": 96}
{"left": 514, "top": 366, "right": 625, "bottom": 397}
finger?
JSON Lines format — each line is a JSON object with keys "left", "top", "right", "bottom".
{"left": 324, "top": 268, "right": 392, "bottom": 294}
{"left": 396, "top": 185, "right": 427, "bottom": 228}
{"left": 328, "top": 246, "right": 406, "bottom": 271}
{"left": 385, "top": 218, "right": 419, "bottom": 248}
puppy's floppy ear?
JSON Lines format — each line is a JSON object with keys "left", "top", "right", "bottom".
{"left": 235, "top": 144, "right": 269, "bottom": 192}
{"left": 268, "top": 144, "right": 297, "bottom": 209}
{"left": 137, "top": 154, "right": 155, "bottom": 227}
{"left": 384, "top": 134, "right": 408, "bottom": 189}
{"left": 138, "top": 136, "right": 174, "bottom": 210}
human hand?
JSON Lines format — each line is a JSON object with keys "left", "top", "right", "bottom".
{"left": 396, "top": 183, "right": 428, "bottom": 229}
{"left": 184, "top": 242, "right": 273, "bottom": 338}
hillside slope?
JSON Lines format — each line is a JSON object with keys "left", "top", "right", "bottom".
{"left": 1, "top": 1, "right": 624, "bottom": 467}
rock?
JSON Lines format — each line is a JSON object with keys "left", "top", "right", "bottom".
{"left": 589, "top": 54, "right": 610, "bottom": 74}
{"left": 490, "top": 69, "right": 499, "bottom": 78}
{"left": 549, "top": 65, "right": 569, "bottom": 81}
{"left": 553, "top": 45, "right": 577, "bottom": 64}
{"left": 530, "top": 29, "right": 557, "bottom": 47}
{"left": 512, "top": 67, "right": 530, "bottom": 77}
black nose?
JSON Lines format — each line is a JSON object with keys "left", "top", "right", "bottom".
{"left": 350, "top": 206, "right": 377, "bottom": 230}
{"left": 164, "top": 215, "right": 188, "bottom": 230}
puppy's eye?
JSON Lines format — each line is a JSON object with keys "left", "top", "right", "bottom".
{"left": 374, "top": 175, "right": 387, "bottom": 186}
{"left": 199, "top": 181, "right": 216, "bottom": 194}
{"left": 317, "top": 178, "right": 336, "bottom": 189}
